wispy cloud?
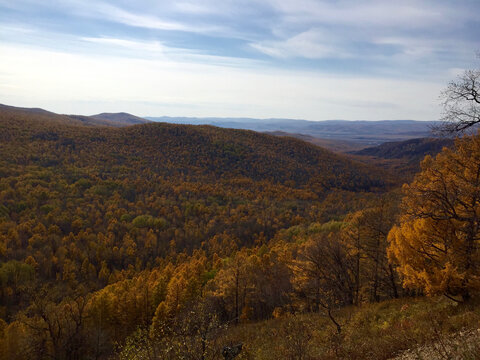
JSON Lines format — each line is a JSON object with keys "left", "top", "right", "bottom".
{"left": 0, "top": 42, "right": 443, "bottom": 120}
{"left": 81, "top": 36, "right": 264, "bottom": 68}
{"left": 82, "top": 37, "right": 167, "bottom": 53}
{"left": 250, "top": 28, "right": 352, "bottom": 59}
{"left": 264, "top": 0, "right": 456, "bottom": 29}
{"left": 0, "top": 0, "right": 478, "bottom": 119}
{"left": 89, "top": 2, "right": 224, "bottom": 34}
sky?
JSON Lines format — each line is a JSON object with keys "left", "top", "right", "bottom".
{"left": 0, "top": 0, "right": 479, "bottom": 120}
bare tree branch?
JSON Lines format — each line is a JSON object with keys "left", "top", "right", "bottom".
{"left": 433, "top": 67, "right": 480, "bottom": 135}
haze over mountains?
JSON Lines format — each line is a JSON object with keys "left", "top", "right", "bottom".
{"left": 1, "top": 103, "right": 439, "bottom": 148}
{"left": 0, "top": 102, "right": 450, "bottom": 187}
{"left": 148, "top": 116, "right": 438, "bottom": 146}
{"left": 0, "top": 100, "right": 447, "bottom": 149}
{"left": 0, "top": 103, "right": 384, "bottom": 192}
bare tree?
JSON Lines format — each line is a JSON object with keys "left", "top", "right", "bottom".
{"left": 435, "top": 65, "right": 480, "bottom": 134}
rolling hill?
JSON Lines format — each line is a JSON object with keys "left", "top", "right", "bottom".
{"left": 351, "top": 137, "right": 454, "bottom": 160}
{"left": 265, "top": 130, "right": 366, "bottom": 152}
{"left": 0, "top": 104, "right": 150, "bottom": 127}
{"left": 147, "top": 116, "right": 437, "bottom": 145}
{"left": 0, "top": 104, "right": 390, "bottom": 304}
{"left": 90, "top": 112, "right": 151, "bottom": 126}
{"left": 0, "top": 104, "right": 385, "bottom": 192}
{"left": 348, "top": 137, "right": 455, "bottom": 181}
{"left": 0, "top": 104, "right": 435, "bottom": 360}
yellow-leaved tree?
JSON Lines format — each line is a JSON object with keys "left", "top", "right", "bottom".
{"left": 388, "top": 134, "right": 480, "bottom": 300}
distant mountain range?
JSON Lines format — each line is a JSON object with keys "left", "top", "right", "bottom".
{"left": 1, "top": 104, "right": 440, "bottom": 149}
{"left": 0, "top": 102, "right": 385, "bottom": 192}
{"left": 0, "top": 104, "right": 151, "bottom": 127}
{"left": 90, "top": 112, "right": 151, "bottom": 126}
{"left": 1, "top": 101, "right": 457, "bottom": 192}
{"left": 147, "top": 116, "right": 438, "bottom": 146}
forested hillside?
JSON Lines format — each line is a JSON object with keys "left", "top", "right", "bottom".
{"left": 347, "top": 137, "right": 455, "bottom": 182}
{"left": 1, "top": 105, "right": 479, "bottom": 360}
{"left": 90, "top": 112, "right": 151, "bottom": 126}
{"left": 0, "top": 106, "right": 394, "bottom": 359}
{"left": 351, "top": 137, "right": 454, "bottom": 160}
{"left": 265, "top": 130, "right": 365, "bottom": 152}
{"left": 2, "top": 0, "right": 479, "bottom": 356}
{"left": 0, "top": 104, "right": 149, "bottom": 128}
{"left": 148, "top": 117, "right": 436, "bottom": 145}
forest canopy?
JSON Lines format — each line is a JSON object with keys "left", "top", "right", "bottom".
{"left": 1, "top": 103, "right": 480, "bottom": 359}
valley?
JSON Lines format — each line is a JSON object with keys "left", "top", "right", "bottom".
{"left": 0, "top": 104, "right": 478, "bottom": 360}
{"left": 2, "top": 1, "right": 479, "bottom": 358}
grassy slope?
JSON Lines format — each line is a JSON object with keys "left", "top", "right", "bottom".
{"left": 220, "top": 297, "right": 480, "bottom": 360}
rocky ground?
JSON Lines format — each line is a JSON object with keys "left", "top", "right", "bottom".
{"left": 392, "top": 328, "right": 480, "bottom": 360}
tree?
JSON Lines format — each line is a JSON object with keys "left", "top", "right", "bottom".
{"left": 18, "top": 288, "right": 89, "bottom": 360}
{"left": 388, "top": 134, "right": 480, "bottom": 300}
{"left": 435, "top": 66, "right": 480, "bottom": 134}
{"left": 341, "top": 196, "right": 401, "bottom": 303}
{"left": 293, "top": 231, "right": 355, "bottom": 333}
{"left": 212, "top": 250, "right": 250, "bottom": 324}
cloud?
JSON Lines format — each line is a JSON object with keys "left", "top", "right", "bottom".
{"left": 250, "top": 28, "right": 352, "bottom": 59}
{"left": 91, "top": 3, "right": 223, "bottom": 33}
{"left": 0, "top": 0, "right": 477, "bottom": 120}
{"left": 264, "top": 0, "right": 456, "bottom": 29}
{"left": 249, "top": 0, "right": 477, "bottom": 64}
{"left": 2, "top": 0, "right": 227, "bottom": 34}
{"left": 82, "top": 37, "right": 167, "bottom": 53}
{"left": 0, "top": 43, "right": 443, "bottom": 120}
{"left": 98, "top": 5, "right": 191, "bottom": 31}
{"left": 373, "top": 36, "right": 474, "bottom": 58}
{"left": 81, "top": 36, "right": 263, "bottom": 68}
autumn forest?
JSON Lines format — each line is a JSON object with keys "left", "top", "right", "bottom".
{"left": 1, "top": 72, "right": 480, "bottom": 360}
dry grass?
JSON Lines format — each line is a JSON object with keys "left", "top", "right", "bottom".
{"left": 213, "top": 297, "right": 480, "bottom": 360}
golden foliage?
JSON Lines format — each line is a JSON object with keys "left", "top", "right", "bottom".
{"left": 388, "top": 134, "right": 480, "bottom": 299}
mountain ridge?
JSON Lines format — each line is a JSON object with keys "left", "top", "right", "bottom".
{"left": 90, "top": 112, "right": 151, "bottom": 126}
{"left": 0, "top": 104, "right": 149, "bottom": 127}
{"left": 0, "top": 104, "right": 437, "bottom": 146}
{"left": 351, "top": 137, "right": 454, "bottom": 160}
{"left": 0, "top": 103, "right": 388, "bottom": 192}
{"left": 147, "top": 116, "right": 438, "bottom": 145}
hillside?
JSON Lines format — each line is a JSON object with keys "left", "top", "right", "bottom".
{"left": 208, "top": 296, "right": 480, "bottom": 359}
{"left": 0, "top": 103, "right": 104, "bottom": 127}
{"left": 90, "top": 112, "right": 151, "bottom": 126}
{"left": 351, "top": 137, "right": 454, "bottom": 160}
{"left": 347, "top": 137, "right": 455, "bottom": 182}
{"left": 0, "top": 104, "right": 149, "bottom": 127}
{"left": 0, "top": 104, "right": 388, "bottom": 308}
{"left": 0, "top": 105, "right": 425, "bottom": 360}
{"left": 0, "top": 105, "right": 385, "bottom": 191}
{"left": 265, "top": 130, "right": 366, "bottom": 152}
{"left": 148, "top": 116, "right": 437, "bottom": 145}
